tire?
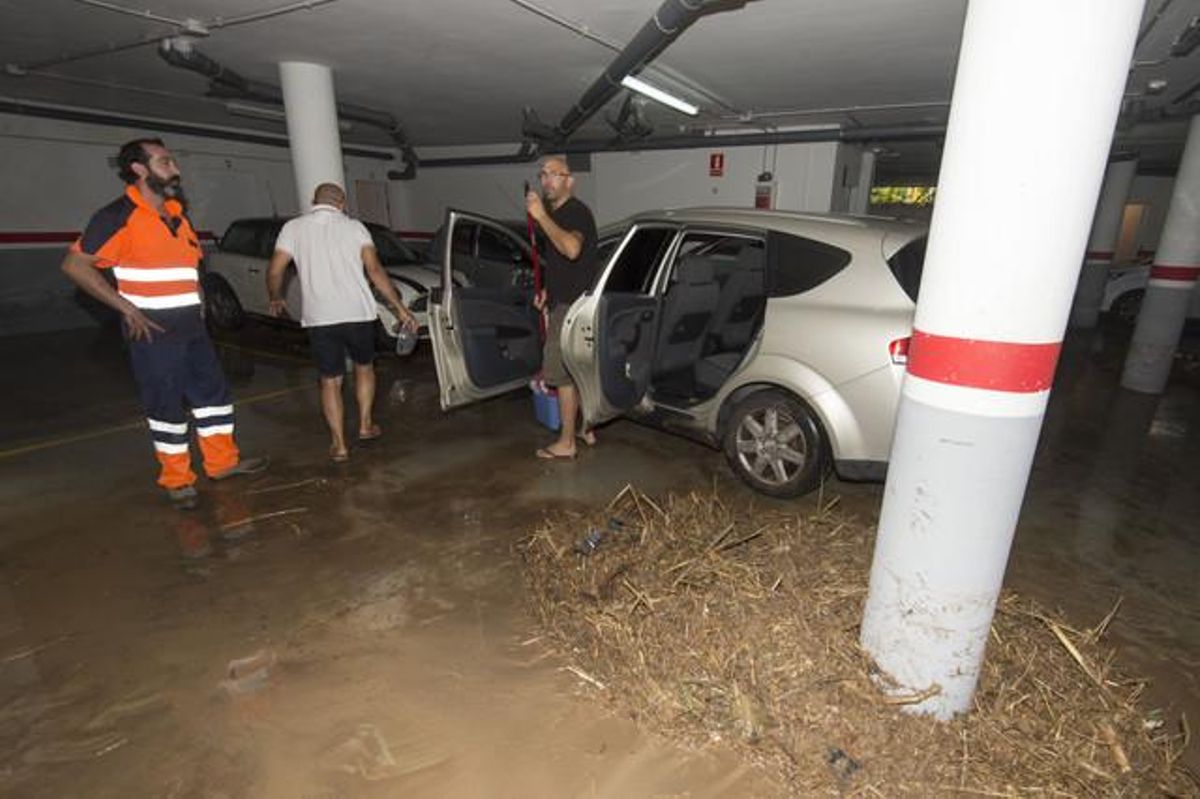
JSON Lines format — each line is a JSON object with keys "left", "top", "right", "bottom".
{"left": 1111, "top": 290, "right": 1143, "bottom": 326}
{"left": 722, "top": 390, "right": 828, "bottom": 498}
{"left": 203, "top": 275, "right": 245, "bottom": 331}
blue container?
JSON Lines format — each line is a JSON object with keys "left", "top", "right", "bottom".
{"left": 532, "top": 385, "right": 561, "bottom": 430}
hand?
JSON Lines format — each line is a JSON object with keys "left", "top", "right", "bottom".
{"left": 394, "top": 305, "right": 419, "bottom": 332}
{"left": 532, "top": 288, "right": 547, "bottom": 311}
{"left": 123, "top": 308, "right": 165, "bottom": 342}
{"left": 525, "top": 190, "right": 546, "bottom": 222}
{"left": 268, "top": 298, "right": 288, "bottom": 318}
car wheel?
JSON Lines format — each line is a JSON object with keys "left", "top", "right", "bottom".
{"left": 203, "top": 275, "right": 244, "bottom": 331}
{"left": 1111, "top": 290, "right": 1143, "bottom": 326}
{"left": 722, "top": 390, "right": 827, "bottom": 498}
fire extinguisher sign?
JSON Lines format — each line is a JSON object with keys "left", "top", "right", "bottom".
{"left": 709, "top": 151, "right": 725, "bottom": 177}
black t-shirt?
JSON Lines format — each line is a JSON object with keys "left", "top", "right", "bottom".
{"left": 542, "top": 196, "right": 598, "bottom": 308}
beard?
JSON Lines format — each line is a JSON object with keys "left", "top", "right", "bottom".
{"left": 146, "top": 173, "right": 185, "bottom": 203}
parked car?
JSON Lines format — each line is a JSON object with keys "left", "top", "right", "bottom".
{"left": 426, "top": 207, "right": 927, "bottom": 498}
{"left": 203, "top": 217, "right": 458, "bottom": 343}
{"left": 1102, "top": 261, "right": 1200, "bottom": 324}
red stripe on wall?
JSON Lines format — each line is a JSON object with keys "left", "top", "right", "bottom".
{"left": 908, "top": 329, "right": 1062, "bottom": 393}
{"left": 1084, "top": 250, "right": 1114, "bottom": 261}
{"left": 1, "top": 230, "right": 216, "bottom": 244}
{"left": 0, "top": 232, "right": 79, "bottom": 244}
{"left": 397, "top": 230, "right": 436, "bottom": 240}
{"left": 1149, "top": 264, "right": 1200, "bottom": 282}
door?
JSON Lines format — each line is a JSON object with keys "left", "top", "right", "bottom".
{"left": 428, "top": 210, "right": 542, "bottom": 410}
{"left": 562, "top": 225, "right": 678, "bottom": 428}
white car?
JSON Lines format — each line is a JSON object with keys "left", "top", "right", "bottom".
{"left": 202, "top": 217, "right": 455, "bottom": 343}
{"left": 426, "top": 207, "right": 927, "bottom": 497}
{"left": 1102, "top": 261, "right": 1200, "bottom": 324}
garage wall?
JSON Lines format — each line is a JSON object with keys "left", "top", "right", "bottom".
{"left": 388, "top": 140, "right": 844, "bottom": 232}
{"left": 0, "top": 112, "right": 391, "bottom": 336}
{"left": 1128, "top": 174, "right": 1175, "bottom": 258}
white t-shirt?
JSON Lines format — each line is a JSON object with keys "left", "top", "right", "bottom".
{"left": 274, "top": 205, "right": 377, "bottom": 328}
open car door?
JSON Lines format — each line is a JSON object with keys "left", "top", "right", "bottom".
{"left": 562, "top": 225, "right": 678, "bottom": 429}
{"left": 428, "top": 210, "right": 541, "bottom": 410}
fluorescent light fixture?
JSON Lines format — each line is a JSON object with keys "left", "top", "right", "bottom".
{"left": 620, "top": 74, "right": 699, "bottom": 116}
{"left": 225, "top": 100, "right": 352, "bottom": 132}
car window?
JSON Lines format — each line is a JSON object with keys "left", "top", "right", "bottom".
{"left": 452, "top": 222, "right": 474, "bottom": 257}
{"left": 259, "top": 221, "right": 284, "bottom": 258}
{"left": 603, "top": 226, "right": 676, "bottom": 294}
{"left": 766, "top": 232, "right": 852, "bottom": 297}
{"left": 368, "top": 225, "right": 423, "bottom": 265}
{"left": 887, "top": 236, "right": 927, "bottom": 302}
{"left": 671, "top": 232, "right": 763, "bottom": 285}
{"left": 478, "top": 225, "right": 526, "bottom": 264}
{"left": 219, "top": 222, "right": 261, "bottom": 256}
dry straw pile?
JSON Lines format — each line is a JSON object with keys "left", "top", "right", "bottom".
{"left": 520, "top": 485, "right": 1196, "bottom": 796}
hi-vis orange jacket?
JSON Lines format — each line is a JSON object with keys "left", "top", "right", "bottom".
{"left": 73, "top": 185, "right": 204, "bottom": 311}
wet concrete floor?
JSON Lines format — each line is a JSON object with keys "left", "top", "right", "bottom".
{"left": 0, "top": 319, "right": 1197, "bottom": 795}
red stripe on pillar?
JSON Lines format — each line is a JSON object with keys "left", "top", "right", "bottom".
{"left": 1149, "top": 264, "right": 1200, "bottom": 281}
{"left": 908, "top": 330, "right": 1062, "bottom": 393}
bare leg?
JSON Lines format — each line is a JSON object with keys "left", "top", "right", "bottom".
{"left": 353, "top": 361, "right": 379, "bottom": 438}
{"left": 320, "top": 375, "right": 348, "bottom": 459}
{"left": 540, "top": 384, "right": 578, "bottom": 457}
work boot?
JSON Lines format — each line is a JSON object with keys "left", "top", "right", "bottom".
{"left": 210, "top": 456, "right": 269, "bottom": 481}
{"left": 167, "top": 484, "right": 199, "bottom": 511}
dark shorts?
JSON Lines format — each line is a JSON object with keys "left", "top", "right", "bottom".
{"left": 307, "top": 321, "right": 376, "bottom": 378}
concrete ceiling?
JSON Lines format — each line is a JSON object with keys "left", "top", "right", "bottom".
{"left": 2, "top": 0, "right": 1199, "bottom": 180}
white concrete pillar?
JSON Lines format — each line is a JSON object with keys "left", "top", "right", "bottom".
{"left": 850, "top": 148, "right": 877, "bottom": 215}
{"left": 1121, "top": 115, "right": 1200, "bottom": 394}
{"left": 1070, "top": 157, "right": 1138, "bottom": 328}
{"left": 279, "top": 61, "right": 346, "bottom": 211}
{"left": 859, "top": 0, "right": 1141, "bottom": 719}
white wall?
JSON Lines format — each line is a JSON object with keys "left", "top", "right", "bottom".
{"left": 1127, "top": 174, "right": 1175, "bottom": 257}
{"left": 388, "top": 140, "right": 845, "bottom": 233}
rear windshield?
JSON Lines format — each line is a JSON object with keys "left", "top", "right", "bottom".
{"left": 887, "top": 236, "right": 927, "bottom": 302}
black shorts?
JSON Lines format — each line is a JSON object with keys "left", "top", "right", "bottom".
{"left": 307, "top": 321, "right": 376, "bottom": 378}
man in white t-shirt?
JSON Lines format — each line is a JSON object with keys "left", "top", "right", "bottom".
{"left": 266, "top": 183, "right": 417, "bottom": 462}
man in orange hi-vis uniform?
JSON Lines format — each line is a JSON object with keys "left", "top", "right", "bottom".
{"left": 62, "top": 137, "right": 267, "bottom": 509}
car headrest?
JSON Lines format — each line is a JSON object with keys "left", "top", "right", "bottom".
{"left": 677, "top": 255, "right": 715, "bottom": 285}
{"left": 736, "top": 246, "right": 765, "bottom": 272}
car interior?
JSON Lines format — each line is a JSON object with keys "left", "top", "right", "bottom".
{"left": 649, "top": 234, "right": 767, "bottom": 407}
{"left": 591, "top": 227, "right": 769, "bottom": 412}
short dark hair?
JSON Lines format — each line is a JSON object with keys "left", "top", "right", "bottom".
{"left": 116, "top": 137, "right": 165, "bottom": 184}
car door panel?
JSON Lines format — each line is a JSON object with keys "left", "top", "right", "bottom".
{"left": 596, "top": 295, "right": 658, "bottom": 409}
{"left": 563, "top": 225, "right": 677, "bottom": 427}
{"left": 429, "top": 210, "right": 541, "bottom": 410}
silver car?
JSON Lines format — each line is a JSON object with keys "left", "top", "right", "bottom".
{"left": 428, "top": 207, "right": 927, "bottom": 497}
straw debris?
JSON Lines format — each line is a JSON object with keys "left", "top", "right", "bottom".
{"left": 519, "top": 485, "right": 1196, "bottom": 796}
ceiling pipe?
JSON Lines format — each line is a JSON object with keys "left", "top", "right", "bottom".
{"left": 539, "top": 0, "right": 749, "bottom": 142}
{"left": 415, "top": 142, "right": 540, "bottom": 171}
{"left": 419, "top": 123, "right": 946, "bottom": 169}
{"left": 158, "top": 38, "right": 419, "bottom": 179}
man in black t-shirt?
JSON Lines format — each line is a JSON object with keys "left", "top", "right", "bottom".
{"left": 526, "top": 155, "right": 599, "bottom": 459}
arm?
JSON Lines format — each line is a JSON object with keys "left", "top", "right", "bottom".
{"left": 362, "top": 245, "right": 418, "bottom": 331}
{"left": 61, "top": 250, "right": 164, "bottom": 341}
{"left": 526, "top": 192, "right": 583, "bottom": 260}
{"left": 266, "top": 249, "right": 292, "bottom": 317}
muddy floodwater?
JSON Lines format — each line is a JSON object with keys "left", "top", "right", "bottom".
{"left": 1, "top": 323, "right": 1197, "bottom": 795}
